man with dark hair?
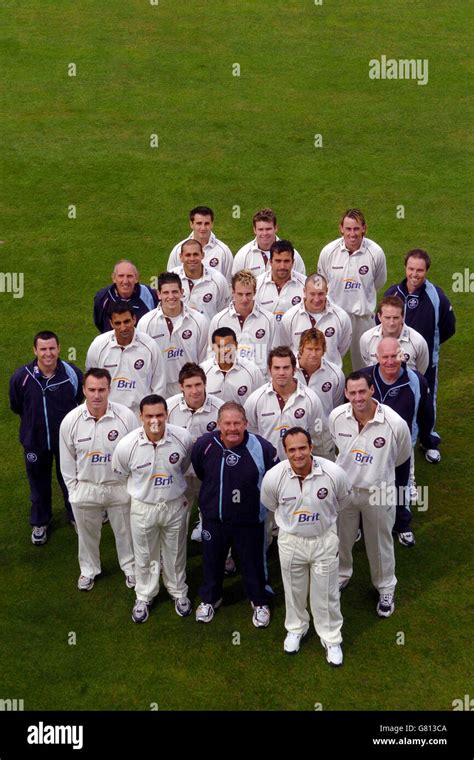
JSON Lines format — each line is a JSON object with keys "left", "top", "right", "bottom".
{"left": 261, "top": 427, "right": 352, "bottom": 664}
{"left": 329, "top": 371, "right": 411, "bottom": 618}
{"left": 191, "top": 402, "right": 279, "bottom": 627}
{"left": 85, "top": 302, "right": 165, "bottom": 417}
{"left": 280, "top": 273, "right": 352, "bottom": 367}
{"left": 360, "top": 295, "right": 429, "bottom": 373}
{"left": 233, "top": 208, "right": 306, "bottom": 279}
{"left": 383, "top": 249, "right": 456, "bottom": 456}
{"left": 318, "top": 209, "right": 387, "bottom": 370}
{"left": 255, "top": 240, "right": 306, "bottom": 340}
{"left": 167, "top": 206, "right": 233, "bottom": 283}
{"left": 170, "top": 239, "right": 229, "bottom": 319}
{"left": 201, "top": 327, "right": 264, "bottom": 404}
{"left": 93, "top": 260, "right": 158, "bottom": 333}
{"left": 9, "top": 331, "right": 83, "bottom": 545}
{"left": 59, "top": 369, "right": 138, "bottom": 592}
{"left": 166, "top": 362, "right": 223, "bottom": 540}
{"left": 245, "top": 346, "right": 324, "bottom": 461}
{"left": 137, "top": 272, "right": 209, "bottom": 397}
{"left": 112, "top": 394, "right": 194, "bottom": 624}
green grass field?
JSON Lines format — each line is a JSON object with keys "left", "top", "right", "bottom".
{"left": 0, "top": 0, "right": 473, "bottom": 713}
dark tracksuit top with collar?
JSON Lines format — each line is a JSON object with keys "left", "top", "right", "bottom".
{"left": 93, "top": 282, "right": 158, "bottom": 333}
{"left": 360, "top": 363, "right": 439, "bottom": 451}
{"left": 9, "top": 359, "right": 83, "bottom": 451}
{"left": 191, "top": 430, "right": 279, "bottom": 525}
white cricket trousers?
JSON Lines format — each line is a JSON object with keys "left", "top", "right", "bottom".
{"left": 130, "top": 495, "right": 189, "bottom": 604}
{"left": 350, "top": 313, "right": 375, "bottom": 370}
{"left": 70, "top": 481, "right": 134, "bottom": 580}
{"left": 338, "top": 486, "right": 397, "bottom": 594}
{"left": 278, "top": 525, "right": 343, "bottom": 646}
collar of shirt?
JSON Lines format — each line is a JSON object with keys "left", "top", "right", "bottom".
{"left": 82, "top": 402, "right": 116, "bottom": 421}
{"left": 137, "top": 426, "right": 173, "bottom": 447}
{"left": 111, "top": 283, "right": 140, "bottom": 301}
{"left": 265, "top": 380, "right": 304, "bottom": 402}
{"left": 210, "top": 356, "right": 239, "bottom": 374}
{"left": 229, "top": 301, "right": 260, "bottom": 320}
{"left": 188, "top": 230, "right": 217, "bottom": 252}
{"left": 287, "top": 456, "right": 324, "bottom": 481}
{"left": 339, "top": 238, "right": 366, "bottom": 256}
{"left": 345, "top": 400, "right": 385, "bottom": 426}
{"left": 175, "top": 264, "right": 213, "bottom": 285}
{"left": 249, "top": 236, "right": 280, "bottom": 254}
{"left": 109, "top": 329, "right": 138, "bottom": 349}
{"left": 178, "top": 394, "right": 210, "bottom": 414}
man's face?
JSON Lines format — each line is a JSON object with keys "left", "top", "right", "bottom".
{"left": 159, "top": 283, "right": 184, "bottom": 311}
{"left": 405, "top": 257, "right": 428, "bottom": 291}
{"left": 140, "top": 403, "right": 167, "bottom": 439}
{"left": 254, "top": 220, "right": 277, "bottom": 251}
{"left": 219, "top": 409, "right": 247, "bottom": 448}
{"left": 270, "top": 251, "right": 293, "bottom": 283}
{"left": 110, "top": 311, "right": 136, "bottom": 345}
{"left": 213, "top": 335, "right": 237, "bottom": 366}
{"left": 83, "top": 375, "right": 110, "bottom": 413}
{"left": 378, "top": 305, "right": 404, "bottom": 337}
{"left": 113, "top": 263, "right": 138, "bottom": 299}
{"left": 270, "top": 356, "right": 295, "bottom": 389}
{"left": 339, "top": 216, "right": 366, "bottom": 253}
{"left": 284, "top": 433, "right": 313, "bottom": 475}
{"left": 181, "top": 375, "right": 206, "bottom": 410}
{"left": 181, "top": 243, "right": 204, "bottom": 276}
{"left": 377, "top": 342, "right": 402, "bottom": 380}
{"left": 345, "top": 378, "right": 374, "bottom": 416}
{"left": 232, "top": 282, "right": 255, "bottom": 315}
{"left": 190, "top": 214, "right": 213, "bottom": 243}
{"left": 34, "top": 338, "right": 60, "bottom": 371}
{"left": 299, "top": 340, "right": 324, "bottom": 372}
{"left": 304, "top": 279, "right": 327, "bottom": 313}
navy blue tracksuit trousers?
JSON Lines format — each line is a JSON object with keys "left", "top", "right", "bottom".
{"left": 25, "top": 447, "right": 73, "bottom": 526}
{"left": 200, "top": 519, "right": 268, "bottom": 607}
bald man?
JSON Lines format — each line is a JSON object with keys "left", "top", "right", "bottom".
{"left": 93, "top": 260, "right": 158, "bottom": 333}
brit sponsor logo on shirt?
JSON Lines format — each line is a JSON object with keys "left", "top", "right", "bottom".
{"left": 87, "top": 451, "right": 112, "bottom": 464}
{"left": 115, "top": 377, "right": 137, "bottom": 389}
{"left": 343, "top": 278, "right": 361, "bottom": 290}
{"left": 351, "top": 448, "right": 374, "bottom": 464}
{"left": 150, "top": 472, "right": 174, "bottom": 486}
{"left": 166, "top": 345, "right": 185, "bottom": 359}
{"left": 293, "top": 509, "right": 320, "bottom": 524}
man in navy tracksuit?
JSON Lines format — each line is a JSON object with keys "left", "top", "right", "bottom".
{"left": 383, "top": 249, "right": 455, "bottom": 460}
{"left": 9, "top": 331, "right": 83, "bottom": 545}
{"left": 191, "top": 401, "right": 279, "bottom": 627}
{"left": 93, "top": 259, "right": 158, "bottom": 333}
{"left": 361, "top": 337, "right": 438, "bottom": 548}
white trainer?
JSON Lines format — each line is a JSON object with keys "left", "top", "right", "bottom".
{"left": 195, "top": 599, "right": 222, "bottom": 623}
{"left": 284, "top": 632, "right": 306, "bottom": 654}
{"left": 321, "top": 639, "right": 343, "bottom": 667}
{"left": 251, "top": 603, "right": 271, "bottom": 628}
{"left": 377, "top": 593, "right": 395, "bottom": 617}
{"left": 77, "top": 575, "right": 94, "bottom": 591}
{"left": 191, "top": 520, "right": 203, "bottom": 542}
